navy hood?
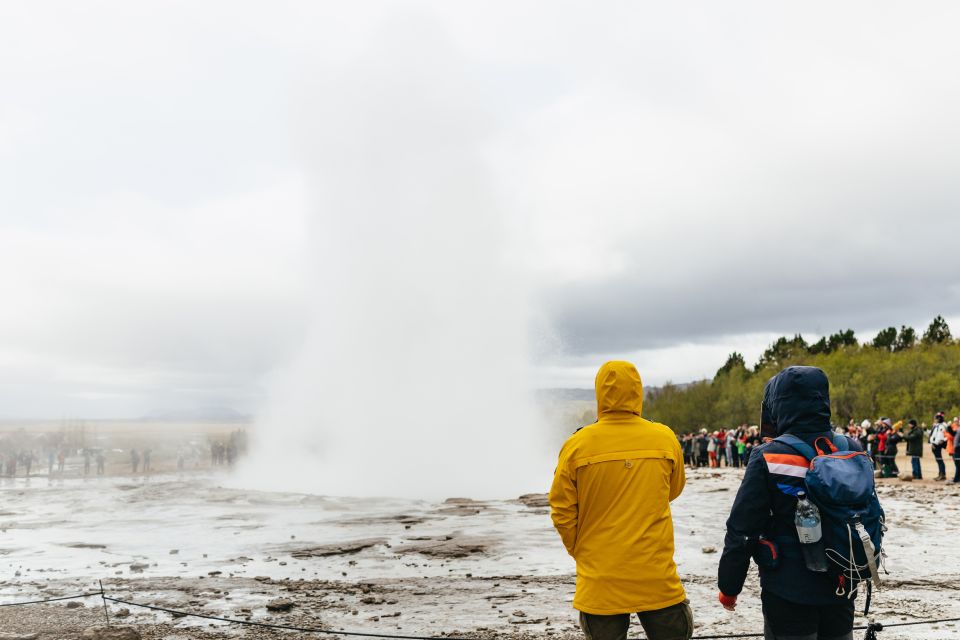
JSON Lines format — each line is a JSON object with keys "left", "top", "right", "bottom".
{"left": 762, "top": 366, "right": 832, "bottom": 435}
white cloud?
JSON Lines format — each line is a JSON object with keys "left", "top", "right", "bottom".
{"left": 2, "top": 0, "right": 960, "bottom": 416}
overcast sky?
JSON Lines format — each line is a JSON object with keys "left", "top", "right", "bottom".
{"left": 2, "top": 1, "right": 959, "bottom": 418}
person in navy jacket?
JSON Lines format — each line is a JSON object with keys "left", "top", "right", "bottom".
{"left": 717, "top": 366, "right": 861, "bottom": 640}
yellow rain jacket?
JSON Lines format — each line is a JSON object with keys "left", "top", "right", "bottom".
{"left": 549, "top": 360, "right": 686, "bottom": 615}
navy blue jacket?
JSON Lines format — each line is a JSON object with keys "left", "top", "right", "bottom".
{"left": 717, "top": 366, "right": 860, "bottom": 605}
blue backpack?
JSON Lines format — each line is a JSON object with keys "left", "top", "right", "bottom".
{"left": 776, "top": 433, "right": 886, "bottom": 594}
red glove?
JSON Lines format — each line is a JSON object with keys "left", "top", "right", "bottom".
{"left": 718, "top": 592, "right": 737, "bottom": 611}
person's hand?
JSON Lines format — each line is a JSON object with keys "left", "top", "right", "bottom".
{"left": 718, "top": 592, "right": 737, "bottom": 611}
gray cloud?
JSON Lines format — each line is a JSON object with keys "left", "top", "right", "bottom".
{"left": 3, "top": 1, "right": 960, "bottom": 414}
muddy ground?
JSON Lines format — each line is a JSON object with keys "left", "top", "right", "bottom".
{"left": 0, "top": 465, "right": 957, "bottom": 639}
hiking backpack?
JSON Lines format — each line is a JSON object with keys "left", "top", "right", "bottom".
{"left": 776, "top": 433, "right": 886, "bottom": 593}
{"left": 930, "top": 424, "right": 945, "bottom": 446}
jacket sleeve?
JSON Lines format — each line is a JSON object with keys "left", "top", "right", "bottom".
{"left": 718, "top": 447, "right": 771, "bottom": 596}
{"left": 549, "top": 446, "right": 578, "bottom": 557}
{"left": 669, "top": 439, "right": 686, "bottom": 502}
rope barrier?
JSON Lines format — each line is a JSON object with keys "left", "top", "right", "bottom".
{"left": 103, "top": 596, "right": 480, "bottom": 640}
{"left": 0, "top": 586, "right": 957, "bottom": 639}
{"left": 102, "top": 594, "right": 960, "bottom": 640}
{"left": 0, "top": 592, "right": 100, "bottom": 607}
{"left": 869, "top": 616, "right": 960, "bottom": 628}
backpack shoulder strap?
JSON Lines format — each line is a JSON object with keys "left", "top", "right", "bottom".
{"left": 774, "top": 434, "right": 817, "bottom": 460}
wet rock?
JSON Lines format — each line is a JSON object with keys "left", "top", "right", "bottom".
{"left": 128, "top": 563, "right": 148, "bottom": 573}
{"left": 65, "top": 600, "right": 84, "bottom": 608}
{"left": 398, "top": 535, "right": 494, "bottom": 558}
{"left": 0, "top": 633, "right": 40, "bottom": 640}
{"left": 266, "top": 598, "right": 295, "bottom": 612}
{"left": 289, "top": 538, "right": 386, "bottom": 559}
{"left": 899, "top": 474, "right": 914, "bottom": 481}
{"left": 341, "top": 514, "right": 427, "bottom": 527}
{"left": 435, "top": 505, "right": 483, "bottom": 516}
{"left": 81, "top": 627, "right": 141, "bottom": 640}
{"left": 65, "top": 543, "right": 107, "bottom": 549}
{"left": 114, "top": 607, "right": 131, "bottom": 618}
{"left": 436, "top": 498, "right": 488, "bottom": 516}
{"left": 701, "top": 546, "right": 717, "bottom": 554}
{"left": 517, "top": 494, "right": 549, "bottom": 508}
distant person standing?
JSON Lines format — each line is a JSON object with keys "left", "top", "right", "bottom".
{"left": 143, "top": 449, "right": 152, "bottom": 473}
{"left": 550, "top": 361, "right": 691, "bottom": 640}
{"left": 930, "top": 413, "right": 948, "bottom": 481}
{"left": 697, "top": 430, "right": 710, "bottom": 467}
{"left": 726, "top": 430, "right": 737, "bottom": 468}
{"left": 882, "top": 423, "right": 902, "bottom": 478}
{"left": 83, "top": 450, "right": 91, "bottom": 476}
{"left": 96, "top": 451, "right": 105, "bottom": 475}
{"left": 57, "top": 449, "right": 65, "bottom": 473}
{"left": 130, "top": 449, "right": 140, "bottom": 474}
{"left": 904, "top": 420, "right": 923, "bottom": 480}
{"left": 866, "top": 421, "right": 879, "bottom": 469}
{"left": 47, "top": 450, "right": 54, "bottom": 476}
{"left": 682, "top": 434, "right": 693, "bottom": 468}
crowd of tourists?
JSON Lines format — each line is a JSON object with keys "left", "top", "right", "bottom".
{"left": 679, "top": 412, "right": 960, "bottom": 482}
{"left": 680, "top": 426, "right": 762, "bottom": 468}
{"left": 840, "top": 413, "right": 960, "bottom": 481}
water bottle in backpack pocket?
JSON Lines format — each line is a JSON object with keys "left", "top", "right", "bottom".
{"left": 776, "top": 434, "right": 886, "bottom": 592}
{"left": 794, "top": 491, "right": 828, "bottom": 572}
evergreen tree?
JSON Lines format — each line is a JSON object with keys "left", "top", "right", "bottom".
{"left": 872, "top": 327, "right": 897, "bottom": 351}
{"left": 894, "top": 325, "right": 916, "bottom": 351}
{"left": 827, "top": 329, "right": 857, "bottom": 351}
{"left": 717, "top": 352, "right": 747, "bottom": 377}
{"left": 809, "top": 337, "right": 829, "bottom": 355}
{"left": 755, "top": 334, "right": 808, "bottom": 371}
{"left": 922, "top": 315, "right": 952, "bottom": 345}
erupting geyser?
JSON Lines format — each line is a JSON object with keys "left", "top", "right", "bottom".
{"left": 240, "top": 18, "right": 549, "bottom": 498}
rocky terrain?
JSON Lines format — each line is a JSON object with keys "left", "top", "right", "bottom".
{"left": 0, "top": 469, "right": 957, "bottom": 638}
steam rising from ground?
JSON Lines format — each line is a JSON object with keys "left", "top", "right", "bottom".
{"left": 239, "top": 17, "right": 550, "bottom": 498}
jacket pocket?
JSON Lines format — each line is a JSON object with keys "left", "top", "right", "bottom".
{"left": 573, "top": 449, "right": 674, "bottom": 470}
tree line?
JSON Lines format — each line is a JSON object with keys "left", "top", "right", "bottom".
{"left": 645, "top": 316, "right": 960, "bottom": 432}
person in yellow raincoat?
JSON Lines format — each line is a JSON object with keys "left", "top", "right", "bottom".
{"left": 550, "top": 360, "right": 692, "bottom": 640}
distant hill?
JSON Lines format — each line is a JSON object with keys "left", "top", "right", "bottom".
{"left": 139, "top": 406, "right": 250, "bottom": 422}
{"left": 537, "top": 382, "right": 697, "bottom": 403}
{"left": 536, "top": 388, "right": 595, "bottom": 402}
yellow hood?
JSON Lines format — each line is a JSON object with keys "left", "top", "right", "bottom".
{"left": 595, "top": 360, "right": 643, "bottom": 417}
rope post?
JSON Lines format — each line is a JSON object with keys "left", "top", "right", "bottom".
{"left": 864, "top": 621, "right": 883, "bottom": 640}
{"left": 99, "top": 580, "right": 110, "bottom": 626}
